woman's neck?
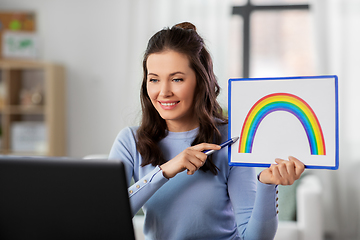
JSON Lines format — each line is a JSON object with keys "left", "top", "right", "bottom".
{"left": 166, "top": 120, "right": 199, "bottom": 132}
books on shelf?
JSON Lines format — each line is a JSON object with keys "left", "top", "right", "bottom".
{"left": 11, "top": 121, "right": 47, "bottom": 153}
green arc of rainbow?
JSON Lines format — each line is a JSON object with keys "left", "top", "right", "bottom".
{"left": 239, "top": 93, "right": 326, "bottom": 155}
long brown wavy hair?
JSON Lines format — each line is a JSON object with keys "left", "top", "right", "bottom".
{"left": 136, "top": 22, "right": 227, "bottom": 175}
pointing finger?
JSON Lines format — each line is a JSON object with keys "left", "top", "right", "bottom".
{"left": 191, "top": 143, "right": 221, "bottom": 152}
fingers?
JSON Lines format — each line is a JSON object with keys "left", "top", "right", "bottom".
{"left": 184, "top": 150, "right": 207, "bottom": 175}
{"left": 161, "top": 143, "right": 219, "bottom": 178}
{"left": 266, "top": 163, "right": 290, "bottom": 185}
{"left": 260, "top": 156, "right": 305, "bottom": 185}
{"left": 289, "top": 156, "right": 305, "bottom": 177}
{"left": 275, "top": 158, "right": 296, "bottom": 183}
{"left": 185, "top": 143, "right": 220, "bottom": 175}
{"left": 191, "top": 143, "right": 221, "bottom": 153}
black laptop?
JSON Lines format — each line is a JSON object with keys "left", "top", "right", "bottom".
{"left": 0, "top": 157, "right": 135, "bottom": 240}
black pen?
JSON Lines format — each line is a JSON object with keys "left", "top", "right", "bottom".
{"left": 204, "top": 137, "right": 240, "bottom": 156}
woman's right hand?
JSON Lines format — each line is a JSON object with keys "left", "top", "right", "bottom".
{"left": 160, "top": 143, "right": 221, "bottom": 179}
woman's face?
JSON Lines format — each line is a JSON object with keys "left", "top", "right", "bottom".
{"left": 146, "top": 50, "right": 198, "bottom": 132}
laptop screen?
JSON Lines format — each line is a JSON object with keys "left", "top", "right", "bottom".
{"left": 0, "top": 157, "right": 135, "bottom": 240}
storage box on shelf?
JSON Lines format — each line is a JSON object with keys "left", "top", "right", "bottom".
{"left": 0, "top": 59, "right": 66, "bottom": 156}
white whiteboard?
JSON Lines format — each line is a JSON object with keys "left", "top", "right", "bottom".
{"left": 228, "top": 76, "right": 339, "bottom": 170}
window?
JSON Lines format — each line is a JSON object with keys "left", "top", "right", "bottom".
{"left": 231, "top": 0, "right": 315, "bottom": 78}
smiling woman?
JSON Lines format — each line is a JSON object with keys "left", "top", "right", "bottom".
{"left": 108, "top": 22, "right": 304, "bottom": 240}
{"left": 137, "top": 22, "right": 227, "bottom": 173}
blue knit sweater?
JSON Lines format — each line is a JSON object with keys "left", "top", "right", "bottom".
{"left": 109, "top": 125, "right": 278, "bottom": 240}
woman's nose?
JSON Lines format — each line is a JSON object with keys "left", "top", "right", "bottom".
{"left": 159, "top": 82, "right": 173, "bottom": 97}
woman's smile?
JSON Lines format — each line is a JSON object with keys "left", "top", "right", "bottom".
{"left": 158, "top": 101, "right": 180, "bottom": 110}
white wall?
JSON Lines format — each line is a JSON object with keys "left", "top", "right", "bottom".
{"left": 0, "top": 0, "right": 231, "bottom": 157}
{"left": 311, "top": 1, "right": 360, "bottom": 239}
{"left": 1, "top": 0, "right": 135, "bottom": 157}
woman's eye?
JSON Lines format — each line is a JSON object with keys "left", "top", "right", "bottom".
{"left": 173, "top": 78, "right": 183, "bottom": 82}
{"left": 149, "top": 78, "right": 159, "bottom": 83}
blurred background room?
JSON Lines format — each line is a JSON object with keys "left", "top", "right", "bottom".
{"left": 0, "top": 0, "right": 359, "bottom": 239}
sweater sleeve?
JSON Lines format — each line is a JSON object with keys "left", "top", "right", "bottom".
{"left": 228, "top": 166, "right": 278, "bottom": 240}
{"left": 127, "top": 166, "right": 168, "bottom": 215}
{"left": 108, "top": 127, "right": 168, "bottom": 216}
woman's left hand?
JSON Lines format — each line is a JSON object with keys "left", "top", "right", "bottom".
{"left": 259, "top": 156, "right": 305, "bottom": 185}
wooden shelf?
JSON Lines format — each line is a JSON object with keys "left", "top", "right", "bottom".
{"left": 0, "top": 59, "right": 48, "bottom": 69}
{"left": 0, "top": 59, "right": 66, "bottom": 156}
{"left": 2, "top": 105, "right": 45, "bottom": 114}
{"left": 0, "top": 149, "right": 47, "bottom": 156}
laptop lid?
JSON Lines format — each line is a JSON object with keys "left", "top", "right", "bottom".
{"left": 0, "top": 157, "right": 135, "bottom": 240}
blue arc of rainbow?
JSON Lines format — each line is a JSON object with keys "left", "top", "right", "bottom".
{"left": 239, "top": 93, "right": 326, "bottom": 155}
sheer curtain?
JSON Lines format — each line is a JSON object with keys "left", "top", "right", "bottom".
{"left": 125, "top": 0, "right": 233, "bottom": 113}
{"left": 312, "top": 0, "right": 360, "bottom": 239}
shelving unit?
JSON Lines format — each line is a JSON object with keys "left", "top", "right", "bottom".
{"left": 0, "top": 59, "right": 66, "bottom": 156}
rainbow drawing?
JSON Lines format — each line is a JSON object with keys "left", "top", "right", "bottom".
{"left": 239, "top": 93, "right": 326, "bottom": 155}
